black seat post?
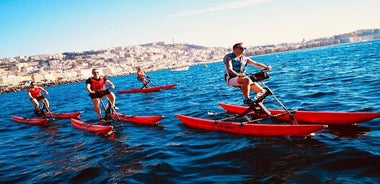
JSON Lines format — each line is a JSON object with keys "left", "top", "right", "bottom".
{"left": 248, "top": 101, "right": 272, "bottom": 117}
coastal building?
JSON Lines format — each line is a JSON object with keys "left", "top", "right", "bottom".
{"left": 0, "top": 28, "right": 379, "bottom": 94}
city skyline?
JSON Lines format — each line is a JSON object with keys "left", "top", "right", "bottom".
{"left": 1, "top": 0, "right": 379, "bottom": 58}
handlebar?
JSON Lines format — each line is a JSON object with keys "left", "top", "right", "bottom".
{"left": 249, "top": 70, "right": 270, "bottom": 82}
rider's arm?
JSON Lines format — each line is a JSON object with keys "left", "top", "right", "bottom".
{"left": 247, "top": 58, "right": 271, "bottom": 70}
{"left": 137, "top": 71, "right": 144, "bottom": 79}
{"left": 85, "top": 79, "right": 95, "bottom": 93}
{"left": 86, "top": 83, "right": 94, "bottom": 93}
{"left": 224, "top": 56, "right": 244, "bottom": 77}
{"left": 105, "top": 80, "right": 115, "bottom": 89}
{"left": 28, "top": 91, "right": 34, "bottom": 99}
{"left": 142, "top": 71, "right": 150, "bottom": 78}
{"left": 40, "top": 87, "right": 48, "bottom": 95}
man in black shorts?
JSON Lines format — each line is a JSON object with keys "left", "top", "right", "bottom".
{"left": 86, "top": 69, "right": 117, "bottom": 121}
{"left": 28, "top": 81, "right": 50, "bottom": 116}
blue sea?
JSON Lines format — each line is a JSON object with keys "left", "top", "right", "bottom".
{"left": 1, "top": 40, "right": 379, "bottom": 183}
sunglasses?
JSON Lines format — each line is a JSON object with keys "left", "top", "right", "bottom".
{"left": 236, "top": 47, "right": 246, "bottom": 50}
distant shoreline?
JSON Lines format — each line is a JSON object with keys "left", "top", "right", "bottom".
{"left": 1, "top": 29, "right": 379, "bottom": 94}
{"left": 0, "top": 62, "right": 214, "bottom": 94}
{"left": 2, "top": 39, "right": 379, "bottom": 94}
{"left": 0, "top": 78, "right": 84, "bottom": 94}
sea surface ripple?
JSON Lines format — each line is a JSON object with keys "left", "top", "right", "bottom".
{"left": 0, "top": 40, "right": 379, "bottom": 183}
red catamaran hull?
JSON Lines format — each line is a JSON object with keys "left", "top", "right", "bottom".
{"left": 12, "top": 116, "right": 49, "bottom": 125}
{"left": 218, "top": 103, "right": 380, "bottom": 125}
{"left": 45, "top": 111, "right": 81, "bottom": 119}
{"left": 70, "top": 118, "right": 113, "bottom": 134}
{"left": 176, "top": 114, "right": 325, "bottom": 137}
{"left": 112, "top": 112, "right": 163, "bottom": 125}
{"left": 118, "top": 84, "right": 176, "bottom": 94}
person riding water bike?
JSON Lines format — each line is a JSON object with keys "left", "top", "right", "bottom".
{"left": 224, "top": 42, "right": 272, "bottom": 105}
{"left": 86, "top": 69, "right": 117, "bottom": 122}
{"left": 136, "top": 67, "right": 150, "bottom": 88}
{"left": 28, "top": 81, "right": 50, "bottom": 116}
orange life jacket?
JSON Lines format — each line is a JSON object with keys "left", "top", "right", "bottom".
{"left": 90, "top": 77, "right": 106, "bottom": 92}
{"left": 29, "top": 87, "right": 41, "bottom": 98}
{"left": 137, "top": 71, "right": 144, "bottom": 80}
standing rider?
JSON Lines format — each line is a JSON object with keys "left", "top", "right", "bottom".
{"left": 224, "top": 42, "right": 272, "bottom": 105}
{"left": 28, "top": 81, "right": 50, "bottom": 116}
{"left": 86, "top": 69, "right": 117, "bottom": 121}
{"left": 137, "top": 67, "right": 150, "bottom": 88}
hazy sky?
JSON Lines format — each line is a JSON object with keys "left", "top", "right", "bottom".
{"left": 1, "top": 0, "right": 379, "bottom": 58}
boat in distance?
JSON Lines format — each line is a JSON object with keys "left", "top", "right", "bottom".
{"left": 171, "top": 66, "right": 189, "bottom": 72}
{"left": 118, "top": 84, "right": 177, "bottom": 94}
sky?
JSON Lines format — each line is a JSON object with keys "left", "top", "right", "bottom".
{"left": 0, "top": 0, "right": 379, "bottom": 58}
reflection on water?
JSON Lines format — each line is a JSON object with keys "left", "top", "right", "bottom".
{"left": 326, "top": 125, "right": 371, "bottom": 138}
{"left": 0, "top": 40, "right": 379, "bottom": 183}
